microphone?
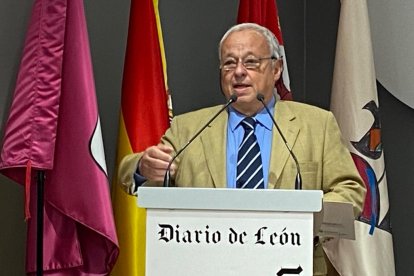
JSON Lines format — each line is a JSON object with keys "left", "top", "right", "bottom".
{"left": 163, "top": 94, "right": 238, "bottom": 187}
{"left": 256, "top": 93, "right": 302, "bottom": 190}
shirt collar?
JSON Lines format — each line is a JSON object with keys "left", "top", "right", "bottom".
{"left": 228, "top": 95, "right": 276, "bottom": 132}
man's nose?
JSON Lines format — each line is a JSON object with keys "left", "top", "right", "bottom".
{"left": 234, "top": 59, "right": 247, "bottom": 77}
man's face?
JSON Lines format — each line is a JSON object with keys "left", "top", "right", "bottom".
{"left": 220, "top": 29, "right": 282, "bottom": 116}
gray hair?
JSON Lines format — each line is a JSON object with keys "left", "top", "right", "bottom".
{"left": 218, "top": 23, "right": 282, "bottom": 61}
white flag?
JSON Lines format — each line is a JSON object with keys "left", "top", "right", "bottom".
{"left": 323, "top": 0, "right": 396, "bottom": 275}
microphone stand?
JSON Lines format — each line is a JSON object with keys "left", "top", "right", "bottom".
{"left": 36, "top": 170, "right": 45, "bottom": 276}
{"left": 257, "top": 93, "right": 302, "bottom": 190}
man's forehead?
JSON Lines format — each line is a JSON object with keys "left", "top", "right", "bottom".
{"left": 224, "top": 29, "right": 264, "bottom": 42}
{"left": 221, "top": 30, "right": 268, "bottom": 56}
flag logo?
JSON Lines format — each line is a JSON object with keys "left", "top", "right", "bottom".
{"left": 351, "top": 100, "right": 382, "bottom": 159}
{"left": 350, "top": 100, "right": 391, "bottom": 234}
{"left": 90, "top": 117, "right": 108, "bottom": 176}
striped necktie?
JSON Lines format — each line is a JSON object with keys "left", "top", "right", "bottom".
{"left": 236, "top": 117, "right": 264, "bottom": 189}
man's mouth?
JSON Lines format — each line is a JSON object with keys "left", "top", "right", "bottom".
{"left": 233, "top": 83, "right": 251, "bottom": 91}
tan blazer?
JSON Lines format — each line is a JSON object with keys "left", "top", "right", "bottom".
{"left": 119, "top": 100, "right": 366, "bottom": 275}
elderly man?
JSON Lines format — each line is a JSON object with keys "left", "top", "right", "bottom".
{"left": 119, "top": 23, "right": 365, "bottom": 275}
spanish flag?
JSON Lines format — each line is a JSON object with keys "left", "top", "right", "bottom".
{"left": 111, "top": 0, "right": 171, "bottom": 275}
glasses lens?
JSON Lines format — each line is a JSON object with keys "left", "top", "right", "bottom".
{"left": 243, "top": 58, "right": 260, "bottom": 70}
{"left": 221, "top": 56, "right": 273, "bottom": 71}
{"left": 221, "top": 59, "right": 237, "bottom": 71}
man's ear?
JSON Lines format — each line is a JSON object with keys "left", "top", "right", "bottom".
{"left": 273, "top": 59, "right": 283, "bottom": 82}
{"left": 219, "top": 69, "right": 225, "bottom": 98}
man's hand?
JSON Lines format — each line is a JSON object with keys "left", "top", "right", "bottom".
{"left": 138, "top": 144, "right": 176, "bottom": 181}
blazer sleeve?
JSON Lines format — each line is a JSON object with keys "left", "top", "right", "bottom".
{"left": 321, "top": 112, "right": 366, "bottom": 217}
{"left": 117, "top": 116, "right": 182, "bottom": 195}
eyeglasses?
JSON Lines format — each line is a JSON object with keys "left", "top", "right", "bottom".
{"left": 220, "top": 56, "right": 277, "bottom": 72}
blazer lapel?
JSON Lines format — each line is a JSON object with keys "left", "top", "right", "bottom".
{"left": 268, "top": 101, "right": 300, "bottom": 189}
{"left": 200, "top": 108, "right": 228, "bottom": 188}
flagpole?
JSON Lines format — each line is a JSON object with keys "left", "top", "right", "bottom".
{"left": 37, "top": 170, "right": 44, "bottom": 276}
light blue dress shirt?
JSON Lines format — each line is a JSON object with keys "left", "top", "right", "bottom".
{"left": 226, "top": 96, "right": 275, "bottom": 188}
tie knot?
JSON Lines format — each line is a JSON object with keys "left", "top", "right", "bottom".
{"left": 241, "top": 117, "right": 256, "bottom": 131}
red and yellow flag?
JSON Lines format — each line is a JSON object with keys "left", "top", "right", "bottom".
{"left": 111, "top": 0, "right": 171, "bottom": 275}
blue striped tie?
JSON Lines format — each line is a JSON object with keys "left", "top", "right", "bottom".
{"left": 236, "top": 117, "right": 264, "bottom": 189}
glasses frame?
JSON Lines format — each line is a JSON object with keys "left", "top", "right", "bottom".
{"left": 220, "top": 56, "right": 278, "bottom": 72}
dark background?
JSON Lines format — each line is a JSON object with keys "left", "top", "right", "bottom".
{"left": 1, "top": 0, "right": 413, "bottom": 275}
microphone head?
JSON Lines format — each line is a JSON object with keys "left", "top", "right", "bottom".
{"left": 256, "top": 93, "right": 265, "bottom": 102}
{"left": 229, "top": 94, "right": 238, "bottom": 103}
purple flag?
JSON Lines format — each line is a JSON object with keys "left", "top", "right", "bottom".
{"left": 0, "top": 0, "right": 119, "bottom": 274}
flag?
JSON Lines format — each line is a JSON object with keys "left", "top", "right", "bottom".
{"left": 110, "top": 0, "right": 171, "bottom": 275}
{"left": 0, "top": 0, "right": 119, "bottom": 274}
{"left": 323, "top": 0, "right": 395, "bottom": 275}
{"left": 237, "top": 0, "right": 293, "bottom": 100}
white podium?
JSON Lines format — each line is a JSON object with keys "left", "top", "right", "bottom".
{"left": 138, "top": 187, "right": 324, "bottom": 276}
